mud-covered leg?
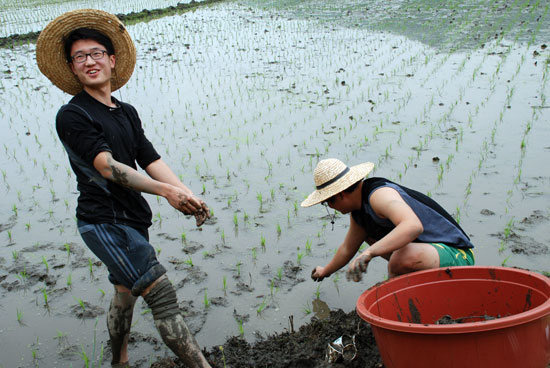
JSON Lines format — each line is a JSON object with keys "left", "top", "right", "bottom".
{"left": 108, "top": 285, "right": 137, "bottom": 365}
{"left": 143, "top": 278, "right": 211, "bottom": 368}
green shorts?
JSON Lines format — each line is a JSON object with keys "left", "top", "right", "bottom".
{"left": 431, "top": 243, "right": 475, "bottom": 267}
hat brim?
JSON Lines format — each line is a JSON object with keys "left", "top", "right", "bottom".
{"left": 301, "top": 162, "right": 374, "bottom": 207}
{"left": 36, "top": 9, "right": 136, "bottom": 95}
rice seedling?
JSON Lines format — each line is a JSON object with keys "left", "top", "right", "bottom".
{"left": 204, "top": 289, "right": 210, "bottom": 308}
{"left": 302, "top": 301, "right": 312, "bottom": 315}
{"left": 42, "top": 287, "right": 49, "bottom": 308}
{"left": 276, "top": 267, "right": 283, "bottom": 281}
{"left": 233, "top": 213, "right": 238, "bottom": 227}
{"left": 234, "top": 260, "right": 243, "bottom": 278}
{"left": 184, "top": 255, "right": 194, "bottom": 267}
{"left": 256, "top": 298, "right": 267, "bottom": 315}
{"left": 260, "top": 235, "right": 266, "bottom": 248}
{"left": 222, "top": 275, "right": 227, "bottom": 294}
{"left": 11, "top": 250, "right": 18, "bottom": 260}
{"left": 503, "top": 218, "right": 514, "bottom": 239}
{"left": 314, "top": 284, "right": 321, "bottom": 299}
{"left": 88, "top": 258, "right": 94, "bottom": 278}
{"left": 16, "top": 308, "right": 23, "bottom": 324}
{"left": 74, "top": 297, "right": 86, "bottom": 311}
{"left": 64, "top": 242, "right": 71, "bottom": 260}
{"left": 221, "top": 229, "right": 225, "bottom": 244}
{"left": 67, "top": 273, "right": 72, "bottom": 287}
{"left": 42, "top": 256, "right": 49, "bottom": 272}
{"left": 305, "top": 239, "right": 312, "bottom": 254}
{"left": 276, "top": 222, "right": 282, "bottom": 236}
{"left": 296, "top": 252, "right": 304, "bottom": 265}
{"left": 76, "top": 318, "right": 103, "bottom": 368}
{"left": 251, "top": 247, "right": 257, "bottom": 260}
{"left": 180, "top": 231, "right": 187, "bottom": 244}
{"left": 236, "top": 318, "right": 244, "bottom": 336}
{"left": 219, "top": 346, "right": 227, "bottom": 368}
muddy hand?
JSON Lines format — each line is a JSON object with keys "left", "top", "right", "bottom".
{"left": 194, "top": 201, "right": 211, "bottom": 227}
{"left": 311, "top": 267, "right": 325, "bottom": 282}
{"left": 346, "top": 254, "right": 371, "bottom": 282}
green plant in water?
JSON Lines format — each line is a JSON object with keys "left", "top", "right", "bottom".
{"left": 67, "top": 272, "right": 72, "bottom": 287}
{"left": 76, "top": 318, "right": 104, "bottom": 368}
{"left": 88, "top": 258, "right": 94, "bottom": 278}
{"left": 276, "top": 223, "right": 282, "bottom": 236}
{"left": 233, "top": 213, "right": 238, "bottom": 227}
{"left": 305, "top": 239, "right": 312, "bottom": 254}
{"left": 181, "top": 231, "right": 187, "bottom": 244}
{"left": 297, "top": 252, "right": 304, "bottom": 265}
{"left": 302, "top": 301, "right": 312, "bottom": 315}
{"left": 184, "top": 255, "right": 194, "bottom": 267}
{"left": 74, "top": 297, "right": 86, "bottom": 311}
{"left": 315, "top": 284, "right": 321, "bottom": 299}
{"left": 277, "top": 267, "right": 283, "bottom": 281}
{"left": 222, "top": 275, "right": 227, "bottom": 293}
{"left": 204, "top": 289, "right": 210, "bottom": 308}
{"left": 256, "top": 298, "right": 267, "bottom": 315}
{"left": 42, "top": 288, "right": 49, "bottom": 308}
{"left": 260, "top": 235, "right": 266, "bottom": 248}
{"left": 64, "top": 242, "right": 71, "bottom": 260}
{"left": 16, "top": 308, "right": 23, "bottom": 323}
{"left": 236, "top": 318, "right": 244, "bottom": 336}
{"left": 236, "top": 261, "right": 242, "bottom": 277}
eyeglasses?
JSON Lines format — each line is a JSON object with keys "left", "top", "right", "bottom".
{"left": 71, "top": 49, "right": 107, "bottom": 64}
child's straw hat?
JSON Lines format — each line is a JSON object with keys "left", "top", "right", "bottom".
{"left": 301, "top": 159, "right": 374, "bottom": 207}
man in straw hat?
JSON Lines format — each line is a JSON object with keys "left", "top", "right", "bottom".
{"left": 302, "top": 159, "right": 474, "bottom": 283}
{"left": 36, "top": 9, "right": 211, "bottom": 368}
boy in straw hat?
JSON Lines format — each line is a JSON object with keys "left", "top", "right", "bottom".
{"left": 36, "top": 9, "right": 211, "bottom": 368}
{"left": 302, "top": 159, "right": 474, "bottom": 282}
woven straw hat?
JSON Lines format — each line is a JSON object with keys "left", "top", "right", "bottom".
{"left": 36, "top": 9, "right": 136, "bottom": 95}
{"left": 301, "top": 159, "right": 374, "bottom": 207}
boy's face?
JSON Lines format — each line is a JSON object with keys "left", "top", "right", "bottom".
{"left": 69, "top": 39, "right": 115, "bottom": 91}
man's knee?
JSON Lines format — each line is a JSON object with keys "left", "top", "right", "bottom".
{"left": 142, "top": 277, "right": 180, "bottom": 321}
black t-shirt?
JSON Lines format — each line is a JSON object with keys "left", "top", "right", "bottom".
{"left": 56, "top": 91, "right": 160, "bottom": 229}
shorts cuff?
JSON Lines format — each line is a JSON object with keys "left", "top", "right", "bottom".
{"left": 131, "top": 263, "right": 167, "bottom": 296}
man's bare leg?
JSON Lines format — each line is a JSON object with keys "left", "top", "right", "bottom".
{"left": 108, "top": 285, "right": 137, "bottom": 366}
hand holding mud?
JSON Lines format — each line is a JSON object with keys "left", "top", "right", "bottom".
{"left": 346, "top": 253, "right": 372, "bottom": 282}
{"left": 168, "top": 189, "right": 211, "bottom": 226}
{"left": 193, "top": 201, "right": 211, "bottom": 227}
{"left": 311, "top": 266, "right": 326, "bottom": 282}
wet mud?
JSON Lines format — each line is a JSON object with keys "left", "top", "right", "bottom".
{"left": 152, "top": 309, "right": 383, "bottom": 368}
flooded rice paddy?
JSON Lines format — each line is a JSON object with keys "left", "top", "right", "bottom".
{"left": 0, "top": 0, "right": 549, "bottom": 366}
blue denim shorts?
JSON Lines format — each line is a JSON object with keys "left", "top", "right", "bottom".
{"left": 78, "top": 220, "right": 166, "bottom": 296}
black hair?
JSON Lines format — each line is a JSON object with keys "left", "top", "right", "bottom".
{"left": 343, "top": 180, "right": 361, "bottom": 193}
{"left": 64, "top": 28, "right": 115, "bottom": 63}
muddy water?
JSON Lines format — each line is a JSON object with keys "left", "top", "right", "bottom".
{"left": 1, "top": 0, "right": 549, "bottom": 367}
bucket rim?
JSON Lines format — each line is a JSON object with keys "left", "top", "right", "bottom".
{"left": 356, "top": 266, "right": 550, "bottom": 334}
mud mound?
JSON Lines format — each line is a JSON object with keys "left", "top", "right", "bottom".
{"left": 151, "top": 309, "right": 382, "bottom": 367}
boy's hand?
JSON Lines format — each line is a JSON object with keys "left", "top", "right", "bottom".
{"left": 311, "top": 266, "right": 326, "bottom": 282}
{"left": 346, "top": 253, "right": 373, "bottom": 282}
{"left": 193, "top": 200, "right": 211, "bottom": 227}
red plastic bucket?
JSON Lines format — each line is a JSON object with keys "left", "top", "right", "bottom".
{"left": 356, "top": 266, "right": 550, "bottom": 368}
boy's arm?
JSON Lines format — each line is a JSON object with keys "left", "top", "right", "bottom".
{"left": 93, "top": 152, "right": 206, "bottom": 219}
{"left": 347, "top": 186, "right": 423, "bottom": 281}
{"left": 145, "top": 158, "right": 210, "bottom": 225}
{"left": 311, "top": 215, "right": 367, "bottom": 281}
